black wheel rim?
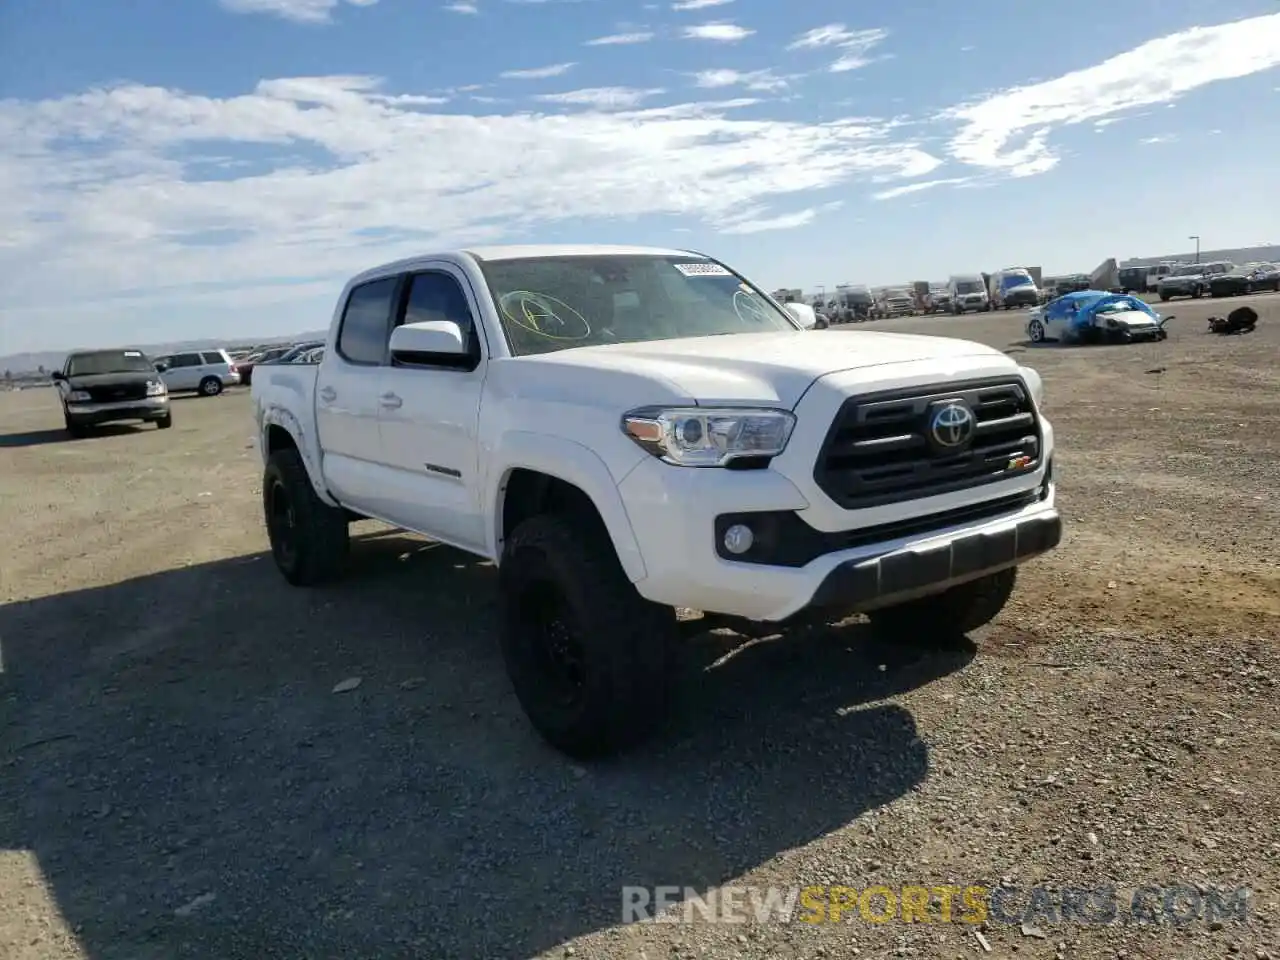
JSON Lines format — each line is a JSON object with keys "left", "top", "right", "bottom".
{"left": 518, "top": 579, "right": 586, "bottom": 708}
{"left": 267, "top": 479, "right": 298, "bottom": 569}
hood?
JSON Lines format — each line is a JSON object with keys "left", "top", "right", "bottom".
{"left": 509, "top": 330, "right": 1009, "bottom": 408}
{"left": 65, "top": 371, "right": 158, "bottom": 388}
{"left": 1162, "top": 273, "right": 1202, "bottom": 284}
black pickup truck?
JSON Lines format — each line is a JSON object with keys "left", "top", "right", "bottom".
{"left": 51, "top": 348, "right": 172, "bottom": 437}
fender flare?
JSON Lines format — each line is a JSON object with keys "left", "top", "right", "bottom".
{"left": 489, "top": 432, "right": 647, "bottom": 583}
{"left": 259, "top": 404, "right": 341, "bottom": 508}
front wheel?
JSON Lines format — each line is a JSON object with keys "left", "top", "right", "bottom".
{"left": 1028, "top": 318, "right": 1046, "bottom": 342}
{"left": 263, "top": 447, "right": 349, "bottom": 585}
{"left": 499, "top": 513, "right": 676, "bottom": 759}
{"left": 867, "top": 568, "right": 1018, "bottom": 645}
{"left": 64, "top": 416, "right": 89, "bottom": 439}
{"left": 156, "top": 412, "right": 173, "bottom": 429}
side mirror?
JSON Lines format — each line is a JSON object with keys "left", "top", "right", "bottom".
{"left": 784, "top": 302, "right": 819, "bottom": 329}
{"left": 50, "top": 370, "right": 65, "bottom": 381}
{"left": 154, "top": 362, "right": 168, "bottom": 372}
{"left": 389, "top": 320, "right": 466, "bottom": 358}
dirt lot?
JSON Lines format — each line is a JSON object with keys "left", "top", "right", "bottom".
{"left": 1, "top": 295, "right": 1277, "bottom": 960}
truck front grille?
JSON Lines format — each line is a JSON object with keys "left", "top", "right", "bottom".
{"left": 814, "top": 378, "right": 1041, "bottom": 509}
{"left": 87, "top": 383, "right": 149, "bottom": 403}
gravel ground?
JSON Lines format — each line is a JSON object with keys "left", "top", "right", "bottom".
{"left": 1, "top": 294, "right": 1277, "bottom": 960}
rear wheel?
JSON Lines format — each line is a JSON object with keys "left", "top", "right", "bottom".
{"left": 499, "top": 513, "right": 676, "bottom": 759}
{"left": 867, "top": 568, "right": 1017, "bottom": 646}
{"left": 199, "top": 377, "right": 223, "bottom": 397}
{"left": 263, "top": 447, "right": 349, "bottom": 585}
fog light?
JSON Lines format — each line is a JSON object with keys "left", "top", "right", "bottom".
{"left": 723, "top": 524, "right": 754, "bottom": 555}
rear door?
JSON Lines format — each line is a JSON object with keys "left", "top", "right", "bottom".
{"left": 315, "top": 275, "right": 402, "bottom": 514}
{"left": 374, "top": 264, "right": 488, "bottom": 551}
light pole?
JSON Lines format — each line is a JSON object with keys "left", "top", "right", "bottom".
{"left": 1189, "top": 235, "right": 1200, "bottom": 263}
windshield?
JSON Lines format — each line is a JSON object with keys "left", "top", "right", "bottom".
{"left": 66, "top": 350, "right": 155, "bottom": 377}
{"left": 955, "top": 281, "right": 982, "bottom": 293}
{"left": 1172, "top": 265, "right": 1203, "bottom": 276}
{"left": 478, "top": 255, "right": 797, "bottom": 357}
{"left": 1000, "top": 272, "right": 1034, "bottom": 290}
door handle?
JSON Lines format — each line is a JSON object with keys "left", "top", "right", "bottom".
{"left": 319, "top": 386, "right": 337, "bottom": 402}
{"left": 379, "top": 392, "right": 402, "bottom": 409}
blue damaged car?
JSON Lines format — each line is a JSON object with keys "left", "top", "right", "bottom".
{"left": 1026, "top": 290, "right": 1170, "bottom": 345}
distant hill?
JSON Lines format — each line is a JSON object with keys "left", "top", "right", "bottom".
{"left": 0, "top": 331, "right": 328, "bottom": 377}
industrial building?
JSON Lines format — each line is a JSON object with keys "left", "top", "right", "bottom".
{"left": 1120, "top": 244, "right": 1279, "bottom": 268}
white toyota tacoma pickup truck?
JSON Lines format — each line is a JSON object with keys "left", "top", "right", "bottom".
{"left": 252, "top": 244, "right": 1061, "bottom": 758}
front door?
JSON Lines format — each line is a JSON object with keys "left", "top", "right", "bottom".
{"left": 315, "top": 275, "right": 401, "bottom": 514}
{"left": 375, "top": 264, "right": 488, "bottom": 552}
{"left": 163, "top": 353, "right": 202, "bottom": 391}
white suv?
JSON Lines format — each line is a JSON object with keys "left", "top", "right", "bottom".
{"left": 153, "top": 349, "right": 241, "bottom": 396}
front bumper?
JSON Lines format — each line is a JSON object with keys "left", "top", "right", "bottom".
{"left": 807, "top": 508, "right": 1061, "bottom": 615}
{"left": 619, "top": 452, "right": 1058, "bottom": 623}
{"left": 1002, "top": 289, "right": 1040, "bottom": 307}
{"left": 66, "top": 396, "right": 169, "bottom": 425}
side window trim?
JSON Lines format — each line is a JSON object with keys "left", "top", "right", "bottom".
{"left": 334, "top": 275, "right": 403, "bottom": 367}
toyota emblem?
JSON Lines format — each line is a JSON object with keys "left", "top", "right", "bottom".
{"left": 929, "top": 401, "right": 975, "bottom": 448}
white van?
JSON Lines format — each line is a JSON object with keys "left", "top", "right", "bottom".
{"left": 947, "top": 274, "right": 990, "bottom": 314}
{"left": 988, "top": 268, "right": 1041, "bottom": 310}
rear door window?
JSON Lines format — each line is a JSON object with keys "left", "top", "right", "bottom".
{"left": 337, "top": 277, "right": 400, "bottom": 365}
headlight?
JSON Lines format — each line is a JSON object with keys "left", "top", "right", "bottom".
{"left": 146, "top": 380, "right": 167, "bottom": 396}
{"left": 622, "top": 406, "right": 796, "bottom": 467}
{"left": 68, "top": 390, "right": 91, "bottom": 402}
{"left": 1017, "top": 366, "right": 1045, "bottom": 409}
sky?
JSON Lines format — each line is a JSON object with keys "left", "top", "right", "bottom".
{"left": 2, "top": 0, "right": 1279, "bottom": 354}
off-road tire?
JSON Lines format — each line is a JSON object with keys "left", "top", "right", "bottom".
{"left": 199, "top": 377, "right": 223, "bottom": 397}
{"left": 262, "top": 447, "right": 349, "bottom": 586}
{"left": 867, "top": 567, "right": 1018, "bottom": 645}
{"left": 64, "top": 416, "right": 88, "bottom": 439}
{"left": 499, "top": 512, "right": 676, "bottom": 759}
{"left": 156, "top": 413, "right": 173, "bottom": 429}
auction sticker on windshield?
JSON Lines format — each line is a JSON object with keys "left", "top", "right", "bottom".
{"left": 672, "top": 262, "right": 732, "bottom": 277}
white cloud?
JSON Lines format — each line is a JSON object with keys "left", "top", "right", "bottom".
{"left": 444, "top": 1, "right": 478, "bottom": 12}
{"left": 218, "top": 0, "right": 377, "bottom": 23}
{"left": 692, "top": 68, "right": 790, "bottom": 92}
{"left": 1140, "top": 134, "right": 1177, "bottom": 144}
{"left": 535, "top": 87, "right": 666, "bottom": 109}
{"left": 682, "top": 22, "right": 753, "bottom": 42}
{"left": 672, "top": 0, "right": 733, "bottom": 8}
{"left": 721, "top": 205, "right": 831, "bottom": 235}
{"left": 585, "top": 31, "right": 655, "bottom": 45}
{"left": 787, "top": 24, "right": 889, "bottom": 72}
{"left": 946, "top": 12, "right": 1280, "bottom": 176}
{"left": 0, "top": 75, "right": 943, "bottom": 330}
{"left": 871, "top": 177, "right": 973, "bottom": 201}
{"left": 499, "top": 62, "right": 577, "bottom": 79}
